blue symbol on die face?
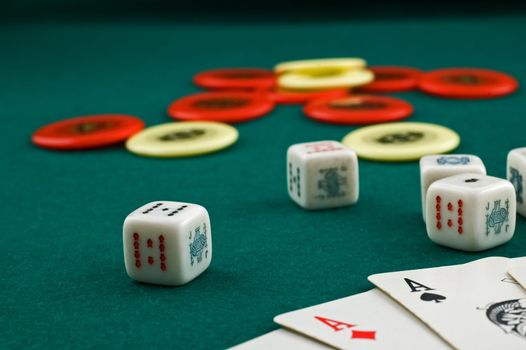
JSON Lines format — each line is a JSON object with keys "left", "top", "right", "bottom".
{"left": 436, "top": 156, "right": 470, "bottom": 165}
{"left": 510, "top": 167, "right": 523, "bottom": 204}
{"left": 318, "top": 167, "right": 347, "bottom": 198}
{"left": 486, "top": 200, "right": 510, "bottom": 235}
{"left": 189, "top": 224, "right": 208, "bottom": 266}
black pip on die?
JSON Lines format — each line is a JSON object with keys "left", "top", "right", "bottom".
{"left": 287, "top": 141, "right": 359, "bottom": 210}
{"left": 507, "top": 148, "right": 526, "bottom": 217}
{"left": 123, "top": 201, "right": 212, "bottom": 286}
{"left": 420, "top": 154, "right": 486, "bottom": 221}
{"left": 425, "top": 174, "right": 516, "bottom": 252}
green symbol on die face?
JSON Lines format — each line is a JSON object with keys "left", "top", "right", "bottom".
{"left": 486, "top": 199, "right": 510, "bottom": 235}
{"left": 510, "top": 167, "right": 523, "bottom": 204}
{"left": 189, "top": 224, "right": 208, "bottom": 266}
{"left": 318, "top": 167, "right": 347, "bottom": 199}
{"left": 437, "top": 156, "right": 470, "bottom": 165}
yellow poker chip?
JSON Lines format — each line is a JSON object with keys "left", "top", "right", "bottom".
{"left": 277, "top": 69, "right": 374, "bottom": 91}
{"left": 125, "top": 121, "right": 238, "bottom": 158}
{"left": 274, "top": 58, "right": 367, "bottom": 74}
{"left": 341, "top": 122, "right": 460, "bottom": 162}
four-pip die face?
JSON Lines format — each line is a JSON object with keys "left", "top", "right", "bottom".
{"left": 425, "top": 174, "right": 516, "bottom": 252}
{"left": 420, "top": 154, "right": 486, "bottom": 221}
{"left": 507, "top": 148, "right": 526, "bottom": 217}
{"left": 287, "top": 141, "right": 359, "bottom": 210}
{"left": 123, "top": 201, "right": 212, "bottom": 286}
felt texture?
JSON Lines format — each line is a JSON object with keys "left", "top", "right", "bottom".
{"left": 1, "top": 14, "right": 526, "bottom": 349}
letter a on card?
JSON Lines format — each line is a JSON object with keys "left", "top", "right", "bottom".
{"left": 314, "top": 316, "right": 376, "bottom": 340}
{"left": 314, "top": 316, "right": 355, "bottom": 331}
{"left": 404, "top": 278, "right": 434, "bottom": 292}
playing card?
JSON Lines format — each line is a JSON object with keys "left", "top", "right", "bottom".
{"left": 509, "top": 257, "right": 526, "bottom": 291}
{"left": 274, "top": 288, "right": 451, "bottom": 349}
{"left": 368, "top": 257, "right": 526, "bottom": 350}
{"left": 229, "top": 328, "right": 332, "bottom": 349}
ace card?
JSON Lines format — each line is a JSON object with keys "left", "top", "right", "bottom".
{"left": 274, "top": 288, "right": 450, "bottom": 349}
{"left": 368, "top": 257, "right": 526, "bottom": 350}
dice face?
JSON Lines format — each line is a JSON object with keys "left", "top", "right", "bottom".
{"left": 287, "top": 141, "right": 359, "bottom": 210}
{"left": 507, "top": 148, "right": 526, "bottom": 217}
{"left": 420, "top": 154, "right": 486, "bottom": 221}
{"left": 425, "top": 174, "right": 516, "bottom": 252}
{"left": 123, "top": 201, "right": 212, "bottom": 286}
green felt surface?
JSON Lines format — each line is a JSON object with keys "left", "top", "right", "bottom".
{"left": 2, "top": 14, "right": 526, "bottom": 349}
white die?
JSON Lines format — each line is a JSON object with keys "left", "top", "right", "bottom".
{"left": 507, "top": 148, "right": 526, "bottom": 217}
{"left": 420, "top": 154, "right": 486, "bottom": 221}
{"left": 123, "top": 201, "right": 212, "bottom": 286}
{"left": 425, "top": 174, "right": 516, "bottom": 252}
{"left": 287, "top": 141, "right": 359, "bottom": 210}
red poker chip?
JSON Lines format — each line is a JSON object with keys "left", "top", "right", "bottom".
{"left": 270, "top": 88, "right": 349, "bottom": 104}
{"left": 359, "top": 66, "right": 423, "bottom": 93}
{"left": 32, "top": 114, "right": 145, "bottom": 150}
{"left": 167, "top": 91, "right": 275, "bottom": 123}
{"left": 193, "top": 68, "right": 276, "bottom": 90}
{"left": 418, "top": 68, "right": 518, "bottom": 99}
{"left": 304, "top": 95, "right": 414, "bottom": 125}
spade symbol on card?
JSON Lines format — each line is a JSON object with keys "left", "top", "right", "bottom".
{"left": 420, "top": 292, "right": 446, "bottom": 303}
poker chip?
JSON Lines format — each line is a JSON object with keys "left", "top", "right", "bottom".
{"left": 304, "top": 95, "right": 413, "bottom": 125}
{"left": 125, "top": 121, "right": 238, "bottom": 158}
{"left": 278, "top": 69, "right": 374, "bottom": 91}
{"left": 274, "top": 58, "right": 366, "bottom": 74}
{"left": 167, "top": 91, "right": 275, "bottom": 123}
{"left": 418, "top": 68, "right": 518, "bottom": 99}
{"left": 31, "top": 114, "right": 145, "bottom": 150}
{"left": 270, "top": 88, "right": 349, "bottom": 104}
{"left": 341, "top": 122, "right": 460, "bottom": 162}
{"left": 359, "top": 66, "right": 423, "bottom": 93}
{"left": 193, "top": 68, "right": 276, "bottom": 90}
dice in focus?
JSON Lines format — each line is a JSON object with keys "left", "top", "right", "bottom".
{"left": 507, "top": 148, "right": 526, "bottom": 217}
{"left": 123, "top": 201, "right": 212, "bottom": 286}
{"left": 425, "top": 174, "right": 515, "bottom": 252}
{"left": 287, "top": 140, "right": 359, "bottom": 210}
{"left": 420, "top": 154, "right": 486, "bottom": 221}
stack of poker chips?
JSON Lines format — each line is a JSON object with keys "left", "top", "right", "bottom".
{"left": 31, "top": 58, "right": 518, "bottom": 161}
